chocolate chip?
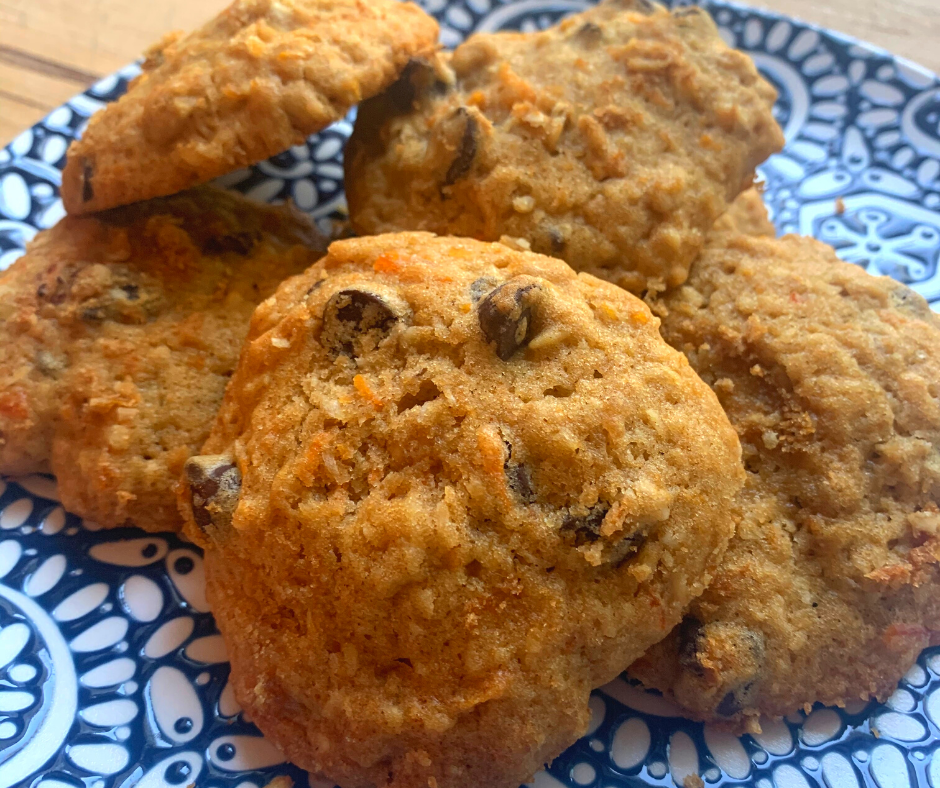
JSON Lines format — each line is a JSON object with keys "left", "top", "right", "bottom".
{"left": 80, "top": 284, "right": 149, "bottom": 325}
{"left": 716, "top": 691, "right": 743, "bottom": 717}
{"left": 321, "top": 289, "right": 400, "bottom": 357}
{"left": 506, "top": 464, "right": 535, "bottom": 502}
{"left": 574, "top": 22, "right": 604, "bottom": 44}
{"left": 562, "top": 502, "right": 610, "bottom": 546}
{"left": 562, "top": 501, "right": 649, "bottom": 563}
{"left": 202, "top": 231, "right": 261, "bottom": 256}
{"left": 386, "top": 58, "right": 449, "bottom": 113}
{"left": 682, "top": 625, "right": 763, "bottom": 716}
{"left": 386, "top": 61, "right": 421, "bottom": 111}
{"left": 478, "top": 279, "right": 542, "bottom": 360}
{"left": 37, "top": 274, "right": 72, "bottom": 306}
{"left": 610, "top": 530, "right": 649, "bottom": 566}
{"left": 470, "top": 276, "right": 497, "bottom": 303}
{"left": 444, "top": 108, "right": 478, "bottom": 187}
{"left": 184, "top": 455, "right": 242, "bottom": 532}
{"left": 305, "top": 278, "right": 327, "bottom": 297}
{"left": 503, "top": 441, "right": 536, "bottom": 503}
{"left": 81, "top": 159, "right": 94, "bottom": 203}
{"left": 677, "top": 617, "right": 706, "bottom": 677}
{"left": 547, "top": 227, "right": 566, "bottom": 256}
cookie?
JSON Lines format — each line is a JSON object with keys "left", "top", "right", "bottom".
{"left": 180, "top": 232, "right": 745, "bottom": 788}
{"left": 0, "top": 186, "right": 324, "bottom": 532}
{"left": 708, "top": 187, "right": 775, "bottom": 239}
{"left": 344, "top": 0, "right": 783, "bottom": 295}
{"left": 61, "top": 0, "right": 439, "bottom": 215}
{"left": 631, "top": 204, "right": 940, "bottom": 729}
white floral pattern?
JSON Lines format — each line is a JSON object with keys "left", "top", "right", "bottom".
{"left": 0, "top": 477, "right": 305, "bottom": 788}
{"left": 1, "top": 2, "right": 940, "bottom": 787}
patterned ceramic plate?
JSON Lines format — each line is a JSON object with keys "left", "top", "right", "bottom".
{"left": 1, "top": 1, "right": 939, "bottom": 787}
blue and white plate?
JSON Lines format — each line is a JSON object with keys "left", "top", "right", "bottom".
{"left": 1, "top": 2, "right": 939, "bottom": 787}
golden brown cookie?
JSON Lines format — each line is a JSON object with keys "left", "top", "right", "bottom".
{"left": 709, "top": 187, "right": 776, "bottom": 239}
{"left": 0, "top": 186, "right": 324, "bottom": 531}
{"left": 344, "top": 0, "right": 783, "bottom": 295}
{"left": 61, "top": 0, "right": 439, "bottom": 214}
{"left": 180, "top": 232, "right": 745, "bottom": 788}
{"left": 631, "top": 206, "right": 940, "bottom": 730}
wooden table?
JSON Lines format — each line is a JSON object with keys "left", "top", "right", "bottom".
{"left": 1, "top": 0, "right": 937, "bottom": 146}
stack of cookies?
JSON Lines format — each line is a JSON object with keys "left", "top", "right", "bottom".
{"left": 2, "top": 0, "right": 938, "bottom": 786}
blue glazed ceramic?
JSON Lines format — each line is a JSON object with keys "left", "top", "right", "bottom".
{"left": 0, "top": 2, "right": 939, "bottom": 787}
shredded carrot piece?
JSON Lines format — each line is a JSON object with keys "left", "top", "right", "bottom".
{"left": 353, "top": 374, "right": 383, "bottom": 407}
{"left": 373, "top": 253, "right": 401, "bottom": 273}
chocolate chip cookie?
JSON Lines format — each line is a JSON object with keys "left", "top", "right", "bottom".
{"left": 61, "top": 0, "right": 439, "bottom": 214}
{"left": 631, "top": 201, "right": 940, "bottom": 730}
{"left": 0, "top": 186, "right": 324, "bottom": 531}
{"left": 181, "top": 232, "right": 745, "bottom": 788}
{"left": 344, "top": 0, "right": 783, "bottom": 295}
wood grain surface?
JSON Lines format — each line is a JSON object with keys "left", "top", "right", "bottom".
{"left": 1, "top": 0, "right": 937, "bottom": 146}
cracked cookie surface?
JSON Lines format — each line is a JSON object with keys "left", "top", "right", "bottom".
{"left": 181, "top": 231, "right": 744, "bottom": 788}
{"left": 61, "top": 0, "right": 438, "bottom": 214}
{"left": 345, "top": 0, "right": 782, "bottom": 295}
{"left": 631, "top": 195, "right": 940, "bottom": 730}
{"left": 0, "top": 186, "right": 324, "bottom": 531}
